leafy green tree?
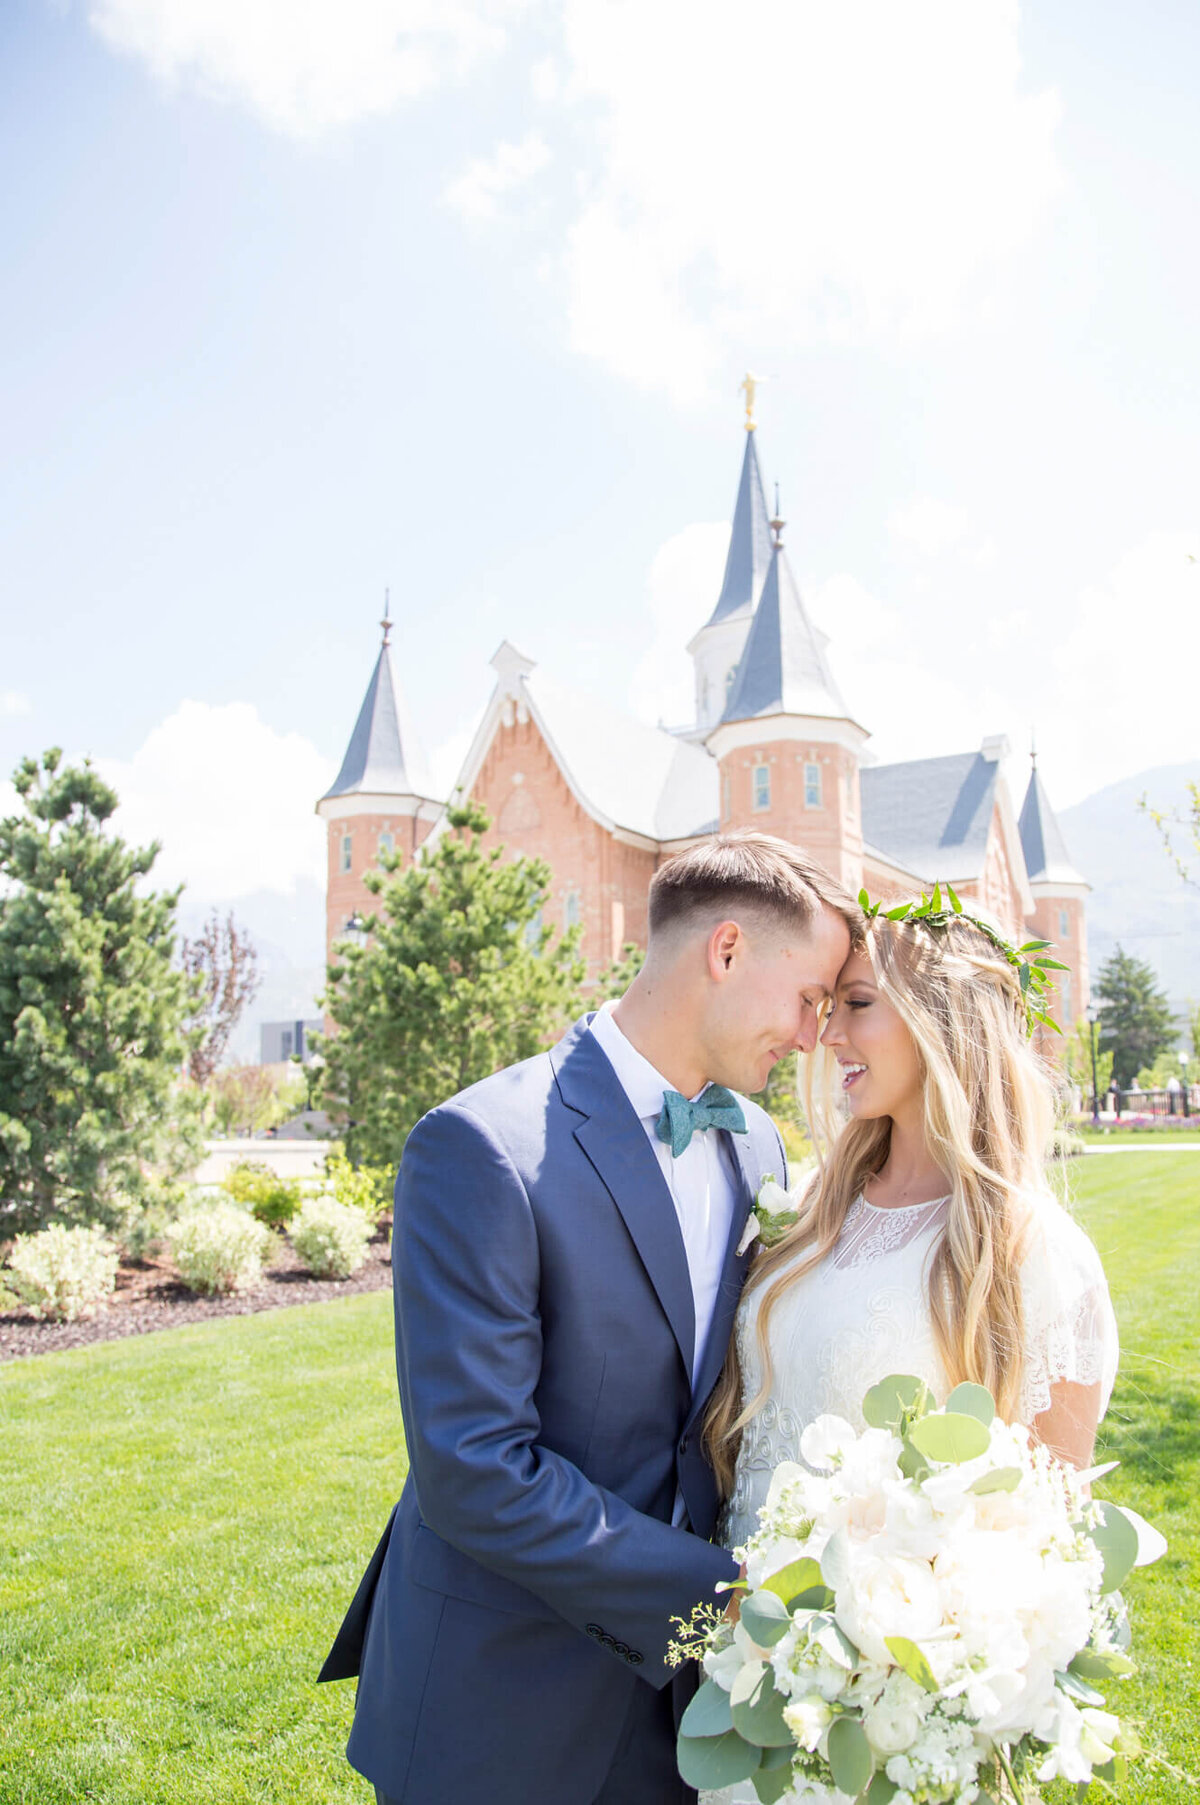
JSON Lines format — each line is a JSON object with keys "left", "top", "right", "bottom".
{"left": 0, "top": 750, "right": 202, "bottom": 1236}
{"left": 596, "top": 940, "right": 645, "bottom": 1000}
{"left": 1096, "top": 945, "right": 1174, "bottom": 1087}
{"left": 318, "top": 799, "right": 588, "bottom": 1166}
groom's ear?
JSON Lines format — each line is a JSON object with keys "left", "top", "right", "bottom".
{"left": 707, "top": 918, "right": 743, "bottom": 979}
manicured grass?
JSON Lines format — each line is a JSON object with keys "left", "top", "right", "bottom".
{"left": 1, "top": 1154, "right": 1196, "bottom": 1802}
{"left": 0, "top": 1295, "right": 404, "bottom": 1803}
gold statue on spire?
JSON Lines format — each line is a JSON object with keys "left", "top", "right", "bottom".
{"left": 740, "top": 371, "right": 759, "bottom": 431}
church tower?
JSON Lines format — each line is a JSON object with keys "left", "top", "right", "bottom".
{"left": 686, "top": 379, "right": 774, "bottom": 734}
{"left": 1018, "top": 751, "right": 1090, "bottom": 1036}
{"left": 708, "top": 509, "right": 870, "bottom": 892}
{"left": 316, "top": 601, "right": 442, "bottom": 966}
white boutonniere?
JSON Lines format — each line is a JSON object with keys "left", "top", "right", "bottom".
{"left": 736, "top": 1175, "right": 802, "bottom": 1257}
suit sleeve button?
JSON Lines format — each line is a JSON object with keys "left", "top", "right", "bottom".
{"left": 585, "top": 1623, "right": 603, "bottom": 1640}
{"left": 628, "top": 1650, "right": 644, "bottom": 1665}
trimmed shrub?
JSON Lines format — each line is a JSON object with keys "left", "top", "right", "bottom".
{"left": 1051, "top": 1128, "right": 1086, "bottom": 1159}
{"left": 6, "top": 1223, "right": 120, "bottom": 1321}
{"left": 290, "top": 1196, "right": 373, "bottom": 1279}
{"left": 221, "top": 1161, "right": 302, "bottom": 1228}
{"left": 322, "top": 1146, "right": 393, "bottom": 1224}
{"left": 166, "top": 1203, "right": 273, "bottom": 1296}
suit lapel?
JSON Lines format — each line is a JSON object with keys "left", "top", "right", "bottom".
{"left": 552, "top": 1018, "right": 696, "bottom": 1382}
{"left": 684, "top": 1118, "right": 784, "bottom": 1431}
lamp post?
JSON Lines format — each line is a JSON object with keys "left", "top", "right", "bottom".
{"left": 343, "top": 911, "right": 368, "bottom": 947}
{"left": 1087, "top": 1004, "right": 1101, "bottom": 1126}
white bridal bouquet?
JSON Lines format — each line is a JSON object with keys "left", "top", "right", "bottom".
{"left": 672, "top": 1376, "right": 1166, "bottom": 1804}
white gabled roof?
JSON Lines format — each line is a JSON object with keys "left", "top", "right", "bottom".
{"left": 450, "top": 643, "right": 718, "bottom": 845}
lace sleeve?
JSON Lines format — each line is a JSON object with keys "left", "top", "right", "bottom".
{"left": 1019, "top": 1199, "right": 1119, "bottom": 1425}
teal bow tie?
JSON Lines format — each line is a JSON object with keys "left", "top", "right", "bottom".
{"left": 655, "top": 1085, "right": 747, "bottom": 1157}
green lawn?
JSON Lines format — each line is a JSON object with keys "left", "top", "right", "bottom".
{"left": 1, "top": 1154, "right": 1197, "bottom": 1803}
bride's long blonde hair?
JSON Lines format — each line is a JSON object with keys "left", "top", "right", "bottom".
{"left": 705, "top": 909, "right": 1059, "bottom": 1496}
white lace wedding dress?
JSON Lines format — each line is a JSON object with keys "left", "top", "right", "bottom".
{"left": 701, "top": 1191, "right": 1119, "bottom": 1805}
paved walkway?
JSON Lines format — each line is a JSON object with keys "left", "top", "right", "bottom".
{"left": 1083, "top": 1142, "right": 1200, "bottom": 1154}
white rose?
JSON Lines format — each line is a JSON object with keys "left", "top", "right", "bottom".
{"left": 862, "top": 1673, "right": 927, "bottom": 1756}
{"left": 833, "top": 1551, "right": 944, "bottom": 1668}
{"left": 783, "top": 1694, "right": 833, "bottom": 1750}
{"left": 1078, "top": 1707, "right": 1120, "bottom": 1768}
{"left": 757, "top": 1177, "right": 796, "bottom": 1219}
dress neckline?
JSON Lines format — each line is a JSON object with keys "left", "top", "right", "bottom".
{"left": 857, "top": 1191, "right": 951, "bottom": 1216}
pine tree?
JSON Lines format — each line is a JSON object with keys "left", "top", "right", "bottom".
{"left": 1096, "top": 945, "right": 1175, "bottom": 1087}
{"left": 0, "top": 750, "right": 203, "bottom": 1236}
{"left": 318, "top": 799, "right": 588, "bottom": 1166}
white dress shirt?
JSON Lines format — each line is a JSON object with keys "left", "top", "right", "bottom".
{"left": 588, "top": 1000, "right": 744, "bottom": 1385}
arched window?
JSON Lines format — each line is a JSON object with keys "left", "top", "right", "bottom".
{"left": 805, "top": 763, "right": 822, "bottom": 808}
{"left": 564, "top": 890, "right": 582, "bottom": 929}
{"left": 340, "top": 833, "right": 352, "bottom": 874}
{"left": 753, "top": 765, "right": 770, "bottom": 811}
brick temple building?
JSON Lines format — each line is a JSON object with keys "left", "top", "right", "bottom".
{"left": 317, "top": 415, "right": 1089, "bottom": 1042}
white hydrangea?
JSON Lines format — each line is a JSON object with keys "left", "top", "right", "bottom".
{"left": 6, "top": 1223, "right": 119, "bottom": 1321}
{"left": 166, "top": 1202, "right": 273, "bottom": 1296}
{"left": 290, "top": 1194, "right": 373, "bottom": 1279}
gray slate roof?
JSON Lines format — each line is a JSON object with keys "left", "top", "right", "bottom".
{"left": 721, "top": 540, "right": 850, "bottom": 725}
{"left": 321, "top": 639, "right": 433, "bottom": 802}
{"left": 861, "top": 750, "right": 999, "bottom": 881}
{"left": 1019, "top": 765, "right": 1087, "bottom": 886}
{"left": 701, "top": 428, "right": 774, "bottom": 629}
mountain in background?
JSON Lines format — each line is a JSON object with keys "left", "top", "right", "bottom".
{"left": 1059, "top": 760, "right": 1200, "bottom": 1019}
{"left": 207, "top": 762, "right": 1200, "bottom": 1064}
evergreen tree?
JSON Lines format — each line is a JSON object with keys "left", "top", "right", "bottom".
{"left": 0, "top": 750, "right": 203, "bottom": 1236}
{"left": 318, "top": 799, "right": 588, "bottom": 1166}
{"left": 1096, "top": 944, "right": 1174, "bottom": 1086}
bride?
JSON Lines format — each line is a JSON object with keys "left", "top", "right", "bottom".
{"left": 698, "top": 904, "right": 1118, "bottom": 1805}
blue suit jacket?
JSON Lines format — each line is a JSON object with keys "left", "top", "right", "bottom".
{"left": 319, "top": 1013, "right": 787, "bottom": 1803}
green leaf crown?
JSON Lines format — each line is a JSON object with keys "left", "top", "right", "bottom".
{"left": 856, "top": 881, "right": 1068, "bottom": 1039}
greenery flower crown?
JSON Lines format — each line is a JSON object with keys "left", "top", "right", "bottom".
{"left": 856, "top": 881, "right": 1067, "bottom": 1039}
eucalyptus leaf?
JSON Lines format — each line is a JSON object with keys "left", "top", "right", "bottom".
{"left": 862, "top": 1374, "right": 928, "bottom": 1431}
{"left": 1055, "top": 1669, "right": 1105, "bottom": 1707}
{"left": 1090, "top": 1502, "right": 1140, "bottom": 1594}
{"left": 908, "top": 1409, "right": 990, "bottom": 1464}
{"left": 752, "top": 1762, "right": 795, "bottom": 1804}
{"left": 680, "top": 1678, "right": 735, "bottom": 1738}
{"left": 1069, "top": 1646, "right": 1136, "bottom": 1682}
{"left": 757, "top": 1552, "right": 822, "bottom": 1610}
{"left": 944, "top": 1381, "right": 995, "bottom": 1426}
{"left": 827, "top": 1718, "right": 873, "bottom": 1796}
{"left": 969, "top": 1466, "right": 1022, "bottom": 1495}
{"left": 819, "top": 1530, "right": 853, "bottom": 1592}
{"left": 676, "top": 1728, "right": 762, "bottom": 1789}
{"left": 885, "top": 1635, "right": 938, "bottom": 1693}
{"left": 730, "top": 1661, "right": 794, "bottom": 1748}
{"left": 813, "top": 1614, "right": 859, "bottom": 1670}
{"left": 862, "top": 1774, "right": 899, "bottom": 1803}
{"left": 741, "top": 1590, "right": 792, "bottom": 1649}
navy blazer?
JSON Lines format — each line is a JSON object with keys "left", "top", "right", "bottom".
{"left": 319, "top": 1013, "right": 787, "bottom": 1803}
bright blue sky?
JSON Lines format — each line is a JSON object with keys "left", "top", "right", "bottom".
{"left": 1, "top": 0, "right": 1197, "bottom": 915}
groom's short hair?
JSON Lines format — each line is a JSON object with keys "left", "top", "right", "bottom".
{"left": 648, "top": 831, "right": 862, "bottom": 945}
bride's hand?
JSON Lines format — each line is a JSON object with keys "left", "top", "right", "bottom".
{"left": 724, "top": 1563, "right": 747, "bottom": 1623}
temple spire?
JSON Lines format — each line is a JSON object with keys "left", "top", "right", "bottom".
{"left": 320, "top": 603, "right": 434, "bottom": 803}
{"left": 720, "top": 536, "right": 851, "bottom": 726}
{"left": 1018, "top": 755, "right": 1086, "bottom": 887}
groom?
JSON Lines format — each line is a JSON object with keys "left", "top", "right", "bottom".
{"left": 319, "top": 831, "right": 857, "bottom": 1804}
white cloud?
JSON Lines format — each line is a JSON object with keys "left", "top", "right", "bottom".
{"left": 444, "top": 133, "right": 552, "bottom": 225}
{"left": 87, "top": 0, "right": 531, "bottom": 137}
{"left": 555, "top": 0, "right": 1062, "bottom": 399}
{"left": 0, "top": 691, "right": 32, "bottom": 717}
{"left": 99, "top": 700, "right": 328, "bottom": 902}
{"left": 889, "top": 496, "right": 971, "bottom": 558}
{"left": 628, "top": 520, "right": 731, "bottom": 726}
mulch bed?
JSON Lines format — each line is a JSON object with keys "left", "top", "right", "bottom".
{"left": 0, "top": 1230, "right": 393, "bottom": 1364}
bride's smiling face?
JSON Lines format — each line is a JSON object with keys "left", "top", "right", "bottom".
{"left": 820, "top": 949, "right": 924, "bottom": 1123}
